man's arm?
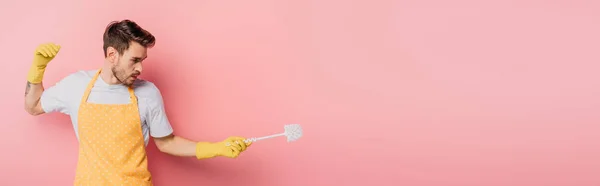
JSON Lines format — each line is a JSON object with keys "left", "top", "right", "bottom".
{"left": 146, "top": 84, "right": 252, "bottom": 159}
{"left": 24, "top": 81, "right": 45, "bottom": 116}
{"left": 24, "top": 43, "right": 61, "bottom": 116}
{"left": 154, "top": 134, "right": 251, "bottom": 159}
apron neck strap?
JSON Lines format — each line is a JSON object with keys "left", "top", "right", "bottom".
{"left": 80, "top": 69, "right": 137, "bottom": 104}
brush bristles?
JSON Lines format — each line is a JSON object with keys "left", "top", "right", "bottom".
{"left": 284, "top": 124, "right": 303, "bottom": 142}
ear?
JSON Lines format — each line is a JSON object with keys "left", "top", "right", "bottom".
{"left": 106, "top": 47, "right": 119, "bottom": 63}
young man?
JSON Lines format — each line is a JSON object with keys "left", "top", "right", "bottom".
{"left": 23, "top": 19, "right": 252, "bottom": 185}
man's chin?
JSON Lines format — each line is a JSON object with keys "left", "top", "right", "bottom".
{"left": 123, "top": 79, "right": 136, "bottom": 86}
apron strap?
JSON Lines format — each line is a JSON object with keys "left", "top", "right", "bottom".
{"left": 80, "top": 69, "right": 102, "bottom": 104}
{"left": 128, "top": 86, "right": 137, "bottom": 105}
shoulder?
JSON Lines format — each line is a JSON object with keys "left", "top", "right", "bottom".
{"left": 65, "top": 69, "right": 97, "bottom": 79}
{"left": 132, "top": 79, "right": 163, "bottom": 99}
{"left": 132, "top": 79, "right": 166, "bottom": 112}
{"left": 52, "top": 69, "right": 96, "bottom": 87}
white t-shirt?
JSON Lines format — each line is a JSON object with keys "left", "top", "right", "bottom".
{"left": 40, "top": 69, "right": 174, "bottom": 146}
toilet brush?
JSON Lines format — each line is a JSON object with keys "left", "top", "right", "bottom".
{"left": 226, "top": 124, "right": 303, "bottom": 146}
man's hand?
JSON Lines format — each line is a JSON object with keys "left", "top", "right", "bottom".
{"left": 196, "top": 136, "right": 252, "bottom": 159}
{"left": 27, "top": 43, "right": 61, "bottom": 84}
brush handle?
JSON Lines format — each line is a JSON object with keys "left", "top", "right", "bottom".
{"left": 251, "top": 132, "right": 285, "bottom": 142}
{"left": 225, "top": 132, "right": 285, "bottom": 146}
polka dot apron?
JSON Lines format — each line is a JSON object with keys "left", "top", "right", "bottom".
{"left": 73, "top": 69, "right": 152, "bottom": 185}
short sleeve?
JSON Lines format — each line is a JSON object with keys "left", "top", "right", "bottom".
{"left": 40, "top": 74, "right": 75, "bottom": 115}
{"left": 146, "top": 85, "right": 174, "bottom": 138}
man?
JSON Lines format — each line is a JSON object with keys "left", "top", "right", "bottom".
{"left": 23, "top": 19, "right": 252, "bottom": 185}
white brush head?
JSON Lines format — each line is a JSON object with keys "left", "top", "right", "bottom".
{"left": 284, "top": 124, "right": 303, "bottom": 142}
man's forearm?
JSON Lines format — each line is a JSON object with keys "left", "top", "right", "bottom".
{"left": 155, "top": 135, "right": 198, "bottom": 157}
{"left": 24, "top": 81, "right": 45, "bottom": 115}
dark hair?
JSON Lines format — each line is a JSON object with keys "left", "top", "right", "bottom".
{"left": 102, "top": 19, "right": 156, "bottom": 57}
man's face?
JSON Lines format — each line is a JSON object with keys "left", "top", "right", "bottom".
{"left": 111, "top": 42, "right": 147, "bottom": 86}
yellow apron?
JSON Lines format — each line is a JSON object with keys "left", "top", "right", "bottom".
{"left": 73, "top": 69, "right": 152, "bottom": 185}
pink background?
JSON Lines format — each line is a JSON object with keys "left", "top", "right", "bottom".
{"left": 1, "top": 0, "right": 600, "bottom": 185}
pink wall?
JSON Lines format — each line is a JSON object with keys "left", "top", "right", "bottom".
{"left": 2, "top": 0, "right": 600, "bottom": 185}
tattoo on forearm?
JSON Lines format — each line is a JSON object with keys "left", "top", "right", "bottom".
{"left": 25, "top": 81, "right": 31, "bottom": 96}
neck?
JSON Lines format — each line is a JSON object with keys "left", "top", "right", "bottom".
{"left": 100, "top": 62, "right": 122, "bottom": 85}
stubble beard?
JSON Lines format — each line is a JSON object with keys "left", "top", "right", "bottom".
{"left": 111, "top": 60, "right": 133, "bottom": 86}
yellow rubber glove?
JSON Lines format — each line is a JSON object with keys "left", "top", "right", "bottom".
{"left": 27, "top": 43, "right": 61, "bottom": 84}
{"left": 195, "top": 136, "right": 252, "bottom": 159}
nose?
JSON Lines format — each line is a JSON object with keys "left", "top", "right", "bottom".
{"left": 135, "top": 63, "right": 143, "bottom": 74}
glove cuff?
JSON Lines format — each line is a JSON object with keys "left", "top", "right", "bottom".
{"left": 195, "top": 142, "right": 218, "bottom": 160}
{"left": 26, "top": 64, "right": 46, "bottom": 84}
